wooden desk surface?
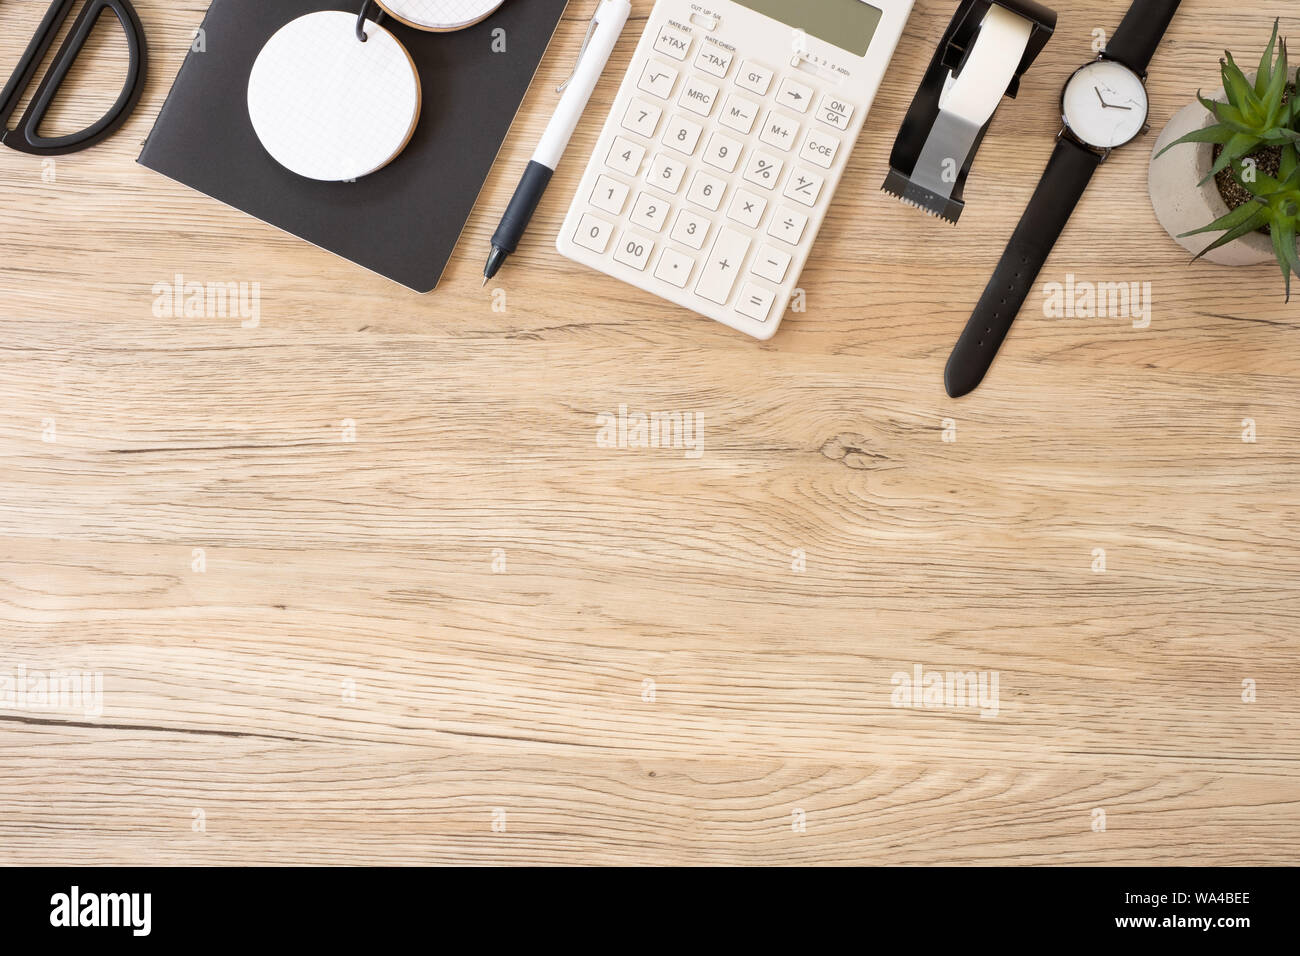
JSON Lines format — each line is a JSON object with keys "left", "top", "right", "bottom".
{"left": 1, "top": 0, "right": 1297, "bottom": 866}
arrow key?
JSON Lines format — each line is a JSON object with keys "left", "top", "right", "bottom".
{"left": 776, "top": 76, "right": 814, "bottom": 114}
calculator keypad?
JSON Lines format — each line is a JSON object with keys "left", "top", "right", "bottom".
{"left": 558, "top": 1, "right": 874, "bottom": 338}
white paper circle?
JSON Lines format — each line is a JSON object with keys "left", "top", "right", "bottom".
{"left": 247, "top": 11, "right": 421, "bottom": 182}
{"left": 377, "top": 0, "right": 505, "bottom": 32}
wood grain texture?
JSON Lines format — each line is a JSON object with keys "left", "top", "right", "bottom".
{"left": 1, "top": 0, "right": 1298, "bottom": 866}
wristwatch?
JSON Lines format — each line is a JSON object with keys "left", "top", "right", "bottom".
{"left": 943, "top": 0, "right": 1182, "bottom": 398}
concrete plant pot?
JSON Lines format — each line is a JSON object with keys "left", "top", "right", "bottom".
{"left": 1149, "top": 79, "right": 1279, "bottom": 266}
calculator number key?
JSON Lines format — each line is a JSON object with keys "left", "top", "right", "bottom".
{"left": 590, "top": 174, "right": 630, "bottom": 215}
{"left": 606, "top": 136, "right": 646, "bottom": 176}
{"left": 799, "top": 129, "right": 840, "bottom": 169}
{"left": 655, "top": 246, "right": 695, "bottom": 288}
{"left": 630, "top": 192, "right": 670, "bottom": 233}
{"left": 736, "top": 60, "right": 773, "bottom": 95}
{"left": 662, "top": 114, "right": 703, "bottom": 155}
{"left": 614, "top": 231, "right": 654, "bottom": 271}
{"left": 678, "top": 76, "right": 720, "bottom": 117}
{"left": 638, "top": 60, "right": 679, "bottom": 100}
{"left": 622, "top": 98, "right": 662, "bottom": 137}
{"left": 694, "top": 45, "right": 733, "bottom": 78}
{"left": 646, "top": 152, "right": 687, "bottom": 194}
{"left": 573, "top": 213, "right": 614, "bottom": 253}
{"left": 719, "top": 94, "right": 759, "bottom": 134}
{"left": 782, "top": 168, "right": 824, "bottom": 207}
{"left": 767, "top": 206, "right": 808, "bottom": 245}
{"left": 727, "top": 189, "right": 767, "bottom": 229}
{"left": 736, "top": 282, "right": 776, "bottom": 322}
{"left": 702, "top": 131, "right": 743, "bottom": 173}
{"left": 776, "top": 76, "right": 814, "bottom": 114}
{"left": 743, "top": 150, "right": 784, "bottom": 190}
{"left": 695, "top": 228, "right": 751, "bottom": 305}
{"left": 817, "top": 93, "right": 854, "bottom": 131}
{"left": 758, "top": 111, "right": 799, "bottom": 152}
{"left": 686, "top": 170, "right": 726, "bottom": 212}
{"left": 671, "top": 208, "right": 711, "bottom": 250}
{"left": 653, "top": 24, "right": 692, "bottom": 61}
{"left": 752, "top": 245, "right": 791, "bottom": 283}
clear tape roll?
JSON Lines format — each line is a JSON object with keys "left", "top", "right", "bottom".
{"left": 939, "top": 7, "right": 1033, "bottom": 128}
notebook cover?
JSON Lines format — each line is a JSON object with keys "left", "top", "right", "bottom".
{"left": 138, "top": 0, "right": 570, "bottom": 293}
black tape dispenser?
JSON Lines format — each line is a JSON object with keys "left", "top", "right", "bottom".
{"left": 883, "top": 0, "right": 1055, "bottom": 224}
{"left": 1, "top": 0, "right": 147, "bottom": 155}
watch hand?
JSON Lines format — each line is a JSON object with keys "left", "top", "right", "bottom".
{"left": 1095, "top": 86, "right": 1108, "bottom": 108}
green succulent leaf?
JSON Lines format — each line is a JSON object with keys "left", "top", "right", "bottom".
{"left": 1261, "top": 39, "right": 1290, "bottom": 125}
{"left": 1180, "top": 198, "right": 1268, "bottom": 238}
{"left": 1202, "top": 132, "right": 1267, "bottom": 183}
{"left": 1256, "top": 19, "right": 1280, "bottom": 96}
{"left": 1154, "top": 123, "right": 1238, "bottom": 158}
{"left": 1222, "top": 53, "right": 1262, "bottom": 119}
{"left": 1189, "top": 205, "right": 1272, "bottom": 262}
{"left": 1269, "top": 220, "right": 1294, "bottom": 301}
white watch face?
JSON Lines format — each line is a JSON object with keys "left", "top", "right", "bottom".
{"left": 1062, "top": 60, "right": 1149, "bottom": 149}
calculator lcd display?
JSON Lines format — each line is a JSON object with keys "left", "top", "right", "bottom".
{"left": 732, "top": 0, "right": 883, "bottom": 57}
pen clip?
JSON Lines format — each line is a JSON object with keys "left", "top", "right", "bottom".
{"left": 556, "top": 11, "right": 601, "bottom": 93}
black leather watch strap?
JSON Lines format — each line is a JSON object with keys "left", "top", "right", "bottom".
{"left": 1105, "top": 0, "right": 1181, "bottom": 75}
{"left": 944, "top": 137, "right": 1102, "bottom": 398}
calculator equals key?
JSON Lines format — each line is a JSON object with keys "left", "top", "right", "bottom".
{"left": 558, "top": 0, "right": 916, "bottom": 339}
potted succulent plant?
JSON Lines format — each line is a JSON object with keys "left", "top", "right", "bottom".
{"left": 1149, "top": 20, "right": 1300, "bottom": 295}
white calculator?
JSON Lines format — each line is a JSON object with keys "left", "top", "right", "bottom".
{"left": 556, "top": 0, "right": 915, "bottom": 339}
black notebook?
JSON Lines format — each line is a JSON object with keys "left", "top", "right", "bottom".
{"left": 138, "top": 0, "right": 570, "bottom": 292}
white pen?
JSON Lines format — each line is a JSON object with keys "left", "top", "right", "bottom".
{"left": 483, "top": 0, "right": 631, "bottom": 284}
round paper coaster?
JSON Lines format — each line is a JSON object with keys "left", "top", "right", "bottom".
{"left": 376, "top": 0, "right": 506, "bottom": 32}
{"left": 247, "top": 11, "right": 422, "bottom": 182}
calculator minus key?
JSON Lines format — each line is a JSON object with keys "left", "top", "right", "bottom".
{"left": 622, "top": 98, "right": 662, "bottom": 137}
{"left": 573, "top": 213, "right": 615, "bottom": 253}
{"left": 695, "top": 228, "right": 751, "bottom": 305}
{"left": 655, "top": 247, "right": 696, "bottom": 288}
{"left": 736, "top": 282, "right": 776, "bottom": 322}
{"left": 638, "top": 60, "right": 679, "bottom": 99}
{"left": 751, "top": 244, "right": 791, "bottom": 283}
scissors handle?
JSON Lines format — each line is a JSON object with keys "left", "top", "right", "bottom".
{"left": 1, "top": 0, "right": 147, "bottom": 155}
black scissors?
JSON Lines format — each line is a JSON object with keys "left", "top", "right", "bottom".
{"left": 0, "top": 0, "right": 146, "bottom": 155}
